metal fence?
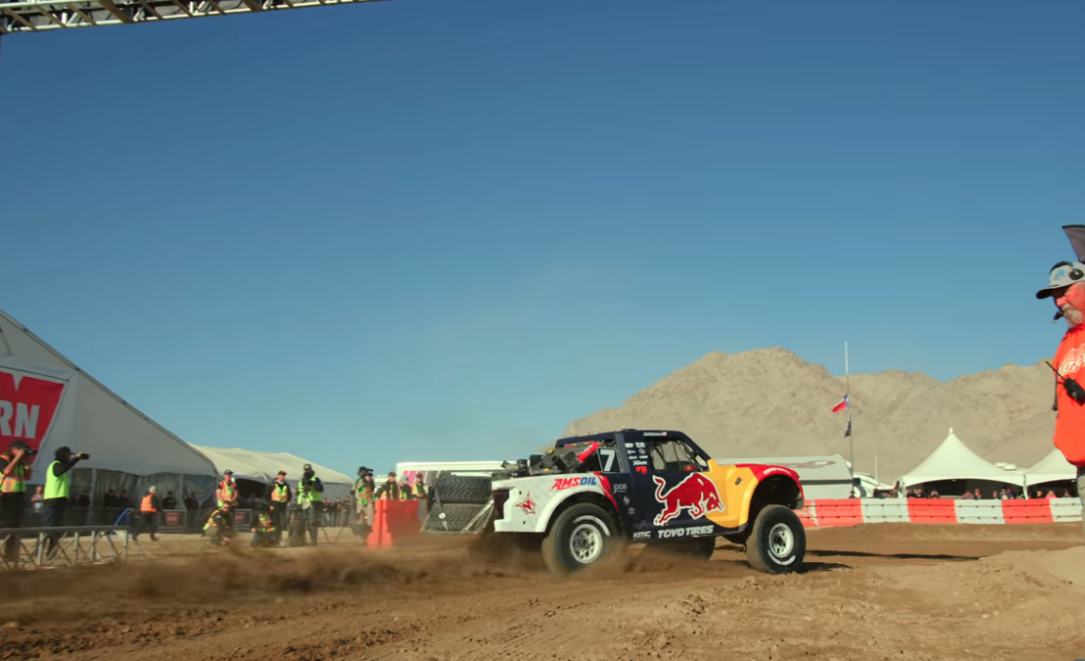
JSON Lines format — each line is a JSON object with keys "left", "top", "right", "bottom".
{"left": 0, "top": 525, "right": 129, "bottom": 571}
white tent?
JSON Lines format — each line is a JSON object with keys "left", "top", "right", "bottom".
{"left": 189, "top": 445, "right": 354, "bottom": 501}
{"left": 1024, "top": 448, "right": 1076, "bottom": 487}
{"left": 899, "top": 427, "right": 1025, "bottom": 489}
{"left": 0, "top": 308, "right": 218, "bottom": 503}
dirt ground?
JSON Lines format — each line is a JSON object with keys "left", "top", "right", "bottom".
{"left": 2, "top": 523, "right": 1084, "bottom": 661}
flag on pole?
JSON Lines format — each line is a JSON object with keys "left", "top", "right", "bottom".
{"left": 831, "top": 395, "right": 849, "bottom": 413}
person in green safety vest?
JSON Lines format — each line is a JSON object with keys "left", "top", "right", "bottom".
{"left": 204, "top": 502, "right": 235, "bottom": 546}
{"left": 0, "top": 441, "right": 36, "bottom": 563}
{"left": 40, "top": 446, "right": 89, "bottom": 558}
{"left": 43, "top": 446, "right": 89, "bottom": 528}
{"left": 295, "top": 463, "right": 324, "bottom": 546}
{"left": 264, "top": 471, "right": 291, "bottom": 545}
{"left": 411, "top": 472, "right": 427, "bottom": 500}
{"left": 352, "top": 468, "right": 375, "bottom": 531}
{"left": 217, "top": 470, "right": 238, "bottom": 508}
{"left": 250, "top": 501, "right": 276, "bottom": 547}
{"left": 376, "top": 472, "right": 403, "bottom": 501}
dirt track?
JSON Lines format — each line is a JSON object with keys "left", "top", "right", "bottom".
{"left": 2, "top": 524, "right": 1084, "bottom": 661}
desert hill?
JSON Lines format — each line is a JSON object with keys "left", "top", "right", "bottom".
{"left": 561, "top": 348, "right": 1057, "bottom": 482}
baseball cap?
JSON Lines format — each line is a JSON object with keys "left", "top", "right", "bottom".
{"left": 1036, "top": 261, "right": 1085, "bottom": 299}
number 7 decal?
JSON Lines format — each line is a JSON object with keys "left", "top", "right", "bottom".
{"left": 599, "top": 448, "right": 617, "bottom": 472}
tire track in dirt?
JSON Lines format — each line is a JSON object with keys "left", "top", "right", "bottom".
{"left": 2, "top": 524, "right": 1084, "bottom": 661}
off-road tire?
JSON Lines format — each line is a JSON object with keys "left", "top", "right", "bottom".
{"left": 745, "top": 504, "right": 805, "bottom": 574}
{"left": 433, "top": 475, "right": 492, "bottom": 504}
{"left": 423, "top": 503, "right": 491, "bottom": 533}
{"left": 646, "top": 537, "right": 715, "bottom": 560}
{"left": 467, "top": 532, "right": 543, "bottom": 568}
{"left": 541, "top": 503, "right": 621, "bottom": 576}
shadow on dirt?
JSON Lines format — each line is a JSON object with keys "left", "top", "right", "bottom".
{"left": 807, "top": 549, "right": 979, "bottom": 562}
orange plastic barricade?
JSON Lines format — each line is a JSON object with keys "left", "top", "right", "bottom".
{"left": 810, "top": 499, "right": 863, "bottom": 527}
{"left": 366, "top": 500, "right": 421, "bottom": 549}
{"left": 795, "top": 502, "right": 818, "bottom": 528}
{"left": 906, "top": 498, "right": 958, "bottom": 524}
{"left": 1001, "top": 499, "right": 1054, "bottom": 525}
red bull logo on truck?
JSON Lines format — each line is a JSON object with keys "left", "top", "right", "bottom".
{"left": 652, "top": 473, "right": 725, "bottom": 525}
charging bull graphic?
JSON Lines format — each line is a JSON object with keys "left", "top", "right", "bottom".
{"left": 652, "top": 474, "right": 725, "bottom": 525}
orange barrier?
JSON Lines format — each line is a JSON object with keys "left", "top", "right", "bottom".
{"left": 366, "top": 499, "right": 420, "bottom": 549}
{"left": 1001, "top": 499, "right": 1055, "bottom": 525}
{"left": 907, "top": 498, "right": 958, "bottom": 524}
{"left": 795, "top": 502, "right": 818, "bottom": 528}
{"left": 810, "top": 499, "right": 863, "bottom": 527}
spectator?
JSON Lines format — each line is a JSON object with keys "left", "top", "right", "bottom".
{"left": 133, "top": 486, "right": 160, "bottom": 542}
{"left": 162, "top": 491, "right": 177, "bottom": 510}
{"left": 1035, "top": 258, "right": 1085, "bottom": 543}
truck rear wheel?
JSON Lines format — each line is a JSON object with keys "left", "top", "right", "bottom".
{"left": 745, "top": 504, "right": 805, "bottom": 574}
{"left": 541, "top": 503, "right": 620, "bottom": 576}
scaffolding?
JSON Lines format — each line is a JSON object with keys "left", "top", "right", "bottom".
{"left": 0, "top": 525, "right": 130, "bottom": 570}
{"left": 1, "top": 0, "right": 389, "bottom": 34}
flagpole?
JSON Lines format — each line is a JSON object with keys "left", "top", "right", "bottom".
{"left": 845, "top": 342, "right": 853, "bottom": 472}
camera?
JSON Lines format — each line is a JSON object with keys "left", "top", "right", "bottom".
{"left": 24, "top": 448, "right": 37, "bottom": 457}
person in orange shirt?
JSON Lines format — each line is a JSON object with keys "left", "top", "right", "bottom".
{"left": 1037, "top": 259, "right": 1085, "bottom": 539}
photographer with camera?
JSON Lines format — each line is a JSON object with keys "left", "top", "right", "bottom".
{"left": 0, "top": 441, "right": 36, "bottom": 562}
{"left": 295, "top": 463, "right": 324, "bottom": 546}
{"left": 40, "top": 446, "right": 89, "bottom": 558}
{"left": 1037, "top": 260, "right": 1085, "bottom": 542}
{"left": 352, "top": 467, "right": 375, "bottom": 530}
{"left": 265, "top": 470, "right": 291, "bottom": 545}
{"left": 43, "top": 447, "right": 89, "bottom": 527}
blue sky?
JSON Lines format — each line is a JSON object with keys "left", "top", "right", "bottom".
{"left": 2, "top": 0, "right": 1083, "bottom": 476}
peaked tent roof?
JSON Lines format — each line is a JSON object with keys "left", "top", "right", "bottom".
{"left": 189, "top": 445, "right": 354, "bottom": 500}
{"left": 0, "top": 308, "right": 217, "bottom": 478}
{"left": 900, "top": 427, "right": 1025, "bottom": 488}
{"left": 1024, "top": 448, "right": 1076, "bottom": 485}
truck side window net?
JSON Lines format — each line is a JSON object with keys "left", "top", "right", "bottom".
{"left": 649, "top": 438, "right": 703, "bottom": 473}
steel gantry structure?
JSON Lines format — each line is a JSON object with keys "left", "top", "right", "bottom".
{"left": 1, "top": 0, "right": 388, "bottom": 34}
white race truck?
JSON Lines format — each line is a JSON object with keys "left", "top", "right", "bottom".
{"left": 417, "top": 428, "right": 808, "bottom": 576}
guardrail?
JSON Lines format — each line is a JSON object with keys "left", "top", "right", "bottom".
{"left": 0, "top": 525, "right": 130, "bottom": 571}
{"left": 798, "top": 497, "right": 1084, "bottom": 528}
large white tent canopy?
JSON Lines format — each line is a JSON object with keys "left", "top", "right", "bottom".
{"left": 899, "top": 427, "right": 1025, "bottom": 489}
{"left": 190, "top": 445, "right": 354, "bottom": 501}
{"left": 1025, "top": 448, "right": 1076, "bottom": 486}
{"left": 0, "top": 309, "right": 218, "bottom": 501}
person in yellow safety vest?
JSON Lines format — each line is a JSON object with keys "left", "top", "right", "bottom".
{"left": 250, "top": 501, "right": 276, "bottom": 547}
{"left": 352, "top": 468, "right": 375, "bottom": 530}
{"left": 217, "top": 470, "right": 238, "bottom": 508}
{"left": 133, "top": 486, "right": 160, "bottom": 542}
{"left": 0, "top": 440, "right": 36, "bottom": 563}
{"left": 40, "top": 446, "right": 89, "bottom": 558}
{"left": 412, "top": 472, "right": 427, "bottom": 501}
{"left": 295, "top": 463, "right": 324, "bottom": 546}
{"left": 204, "top": 502, "right": 235, "bottom": 546}
{"left": 265, "top": 471, "right": 291, "bottom": 545}
{"left": 376, "top": 471, "right": 403, "bottom": 500}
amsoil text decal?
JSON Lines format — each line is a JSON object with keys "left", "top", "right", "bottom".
{"left": 0, "top": 371, "right": 65, "bottom": 452}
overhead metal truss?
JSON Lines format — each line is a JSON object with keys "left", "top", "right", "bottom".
{"left": 1, "top": 0, "right": 389, "bottom": 34}
{"left": 0, "top": 525, "right": 129, "bottom": 571}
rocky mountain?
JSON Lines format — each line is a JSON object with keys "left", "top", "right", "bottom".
{"left": 561, "top": 348, "right": 1057, "bottom": 482}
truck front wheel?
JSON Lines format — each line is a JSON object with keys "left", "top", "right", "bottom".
{"left": 745, "top": 504, "right": 806, "bottom": 574}
{"left": 541, "top": 503, "right": 621, "bottom": 576}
